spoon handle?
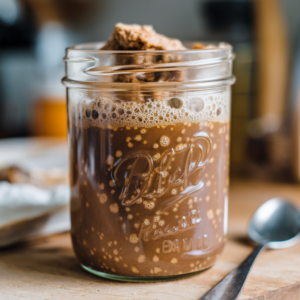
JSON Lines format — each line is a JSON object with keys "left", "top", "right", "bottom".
{"left": 199, "top": 244, "right": 265, "bottom": 300}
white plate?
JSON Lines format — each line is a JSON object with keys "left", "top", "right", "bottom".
{"left": 0, "top": 137, "right": 70, "bottom": 247}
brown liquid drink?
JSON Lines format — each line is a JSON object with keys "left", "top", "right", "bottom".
{"left": 63, "top": 26, "right": 234, "bottom": 279}
{"left": 68, "top": 89, "right": 230, "bottom": 278}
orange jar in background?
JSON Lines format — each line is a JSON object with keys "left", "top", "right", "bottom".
{"left": 30, "top": 97, "right": 67, "bottom": 137}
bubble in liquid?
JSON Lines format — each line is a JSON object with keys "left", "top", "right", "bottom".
{"left": 144, "top": 201, "right": 155, "bottom": 210}
{"left": 118, "top": 108, "right": 124, "bottom": 115}
{"left": 132, "top": 267, "right": 139, "bottom": 273}
{"left": 217, "top": 107, "right": 222, "bottom": 116}
{"left": 160, "top": 135, "right": 170, "bottom": 147}
{"left": 129, "top": 233, "right": 139, "bottom": 243}
{"left": 168, "top": 97, "right": 183, "bottom": 109}
{"left": 171, "top": 258, "right": 178, "bottom": 264}
{"left": 106, "top": 155, "right": 114, "bottom": 166}
{"left": 187, "top": 98, "right": 204, "bottom": 112}
{"left": 153, "top": 255, "right": 159, "bottom": 262}
{"left": 92, "top": 110, "right": 99, "bottom": 119}
{"left": 171, "top": 189, "right": 177, "bottom": 195}
{"left": 159, "top": 220, "right": 165, "bottom": 226}
{"left": 85, "top": 109, "right": 91, "bottom": 117}
{"left": 110, "top": 203, "right": 119, "bottom": 213}
{"left": 99, "top": 193, "right": 107, "bottom": 204}
{"left": 105, "top": 103, "right": 116, "bottom": 112}
{"left": 138, "top": 255, "right": 145, "bottom": 263}
{"left": 134, "top": 135, "right": 142, "bottom": 141}
{"left": 116, "top": 150, "right": 122, "bottom": 157}
{"left": 207, "top": 209, "right": 214, "bottom": 220}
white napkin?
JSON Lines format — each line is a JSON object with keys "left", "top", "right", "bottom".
{"left": 0, "top": 138, "right": 71, "bottom": 247}
{"left": 0, "top": 182, "right": 69, "bottom": 224}
{"left": 0, "top": 182, "right": 70, "bottom": 247}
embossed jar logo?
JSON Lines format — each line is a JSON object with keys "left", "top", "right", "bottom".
{"left": 114, "top": 132, "right": 211, "bottom": 211}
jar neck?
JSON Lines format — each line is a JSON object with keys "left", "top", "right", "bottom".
{"left": 62, "top": 42, "right": 235, "bottom": 90}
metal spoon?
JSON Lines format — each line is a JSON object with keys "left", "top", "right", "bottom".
{"left": 200, "top": 198, "right": 300, "bottom": 300}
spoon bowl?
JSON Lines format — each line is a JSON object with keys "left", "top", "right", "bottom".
{"left": 248, "top": 198, "right": 300, "bottom": 249}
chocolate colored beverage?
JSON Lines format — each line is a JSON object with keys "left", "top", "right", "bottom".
{"left": 63, "top": 26, "right": 234, "bottom": 280}
{"left": 68, "top": 89, "right": 230, "bottom": 278}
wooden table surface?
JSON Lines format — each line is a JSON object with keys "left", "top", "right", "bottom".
{"left": 1, "top": 180, "right": 300, "bottom": 300}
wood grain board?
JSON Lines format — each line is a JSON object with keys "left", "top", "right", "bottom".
{"left": 1, "top": 180, "right": 300, "bottom": 300}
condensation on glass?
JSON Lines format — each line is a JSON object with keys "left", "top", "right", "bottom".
{"left": 62, "top": 43, "right": 235, "bottom": 281}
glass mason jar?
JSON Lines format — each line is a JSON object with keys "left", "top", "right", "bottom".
{"left": 63, "top": 42, "right": 235, "bottom": 281}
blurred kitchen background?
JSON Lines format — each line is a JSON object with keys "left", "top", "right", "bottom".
{"left": 1, "top": 0, "right": 300, "bottom": 182}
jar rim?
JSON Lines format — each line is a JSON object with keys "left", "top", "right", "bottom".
{"left": 65, "top": 41, "right": 233, "bottom": 55}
